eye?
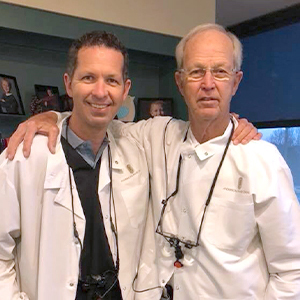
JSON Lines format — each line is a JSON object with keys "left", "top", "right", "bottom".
{"left": 107, "top": 78, "right": 120, "bottom": 85}
{"left": 189, "top": 69, "right": 204, "bottom": 76}
{"left": 212, "top": 68, "right": 229, "bottom": 78}
{"left": 82, "top": 75, "right": 95, "bottom": 82}
{"left": 189, "top": 68, "right": 204, "bottom": 77}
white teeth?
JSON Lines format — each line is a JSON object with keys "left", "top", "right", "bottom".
{"left": 91, "top": 103, "right": 108, "bottom": 109}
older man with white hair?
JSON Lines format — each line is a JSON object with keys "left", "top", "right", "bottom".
{"left": 131, "top": 23, "right": 300, "bottom": 300}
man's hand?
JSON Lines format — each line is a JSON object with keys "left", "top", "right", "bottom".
{"left": 231, "top": 113, "right": 262, "bottom": 145}
{"left": 6, "top": 111, "right": 59, "bottom": 160}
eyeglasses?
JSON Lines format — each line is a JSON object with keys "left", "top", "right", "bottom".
{"left": 155, "top": 154, "right": 209, "bottom": 268}
{"left": 155, "top": 155, "right": 206, "bottom": 250}
{"left": 179, "top": 67, "right": 237, "bottom": 81}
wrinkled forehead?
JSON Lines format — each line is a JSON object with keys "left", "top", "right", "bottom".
{"left": 183, "top": 30, "right": 235, "bottom": 68}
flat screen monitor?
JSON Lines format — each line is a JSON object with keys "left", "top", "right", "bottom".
{"left": 254, "top": 120, "right": 300, "bottom": 201}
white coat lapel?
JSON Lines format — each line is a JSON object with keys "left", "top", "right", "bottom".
{"left": 44, "top": 141, "right": 85, "bottom": 221}
{"left": 98, "top": 130, "right": 125, "bottom": 192}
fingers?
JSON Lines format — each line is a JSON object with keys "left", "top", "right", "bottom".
{"left": 6, "top": 111, "right": 60, "bottom": 160}
{"left": 232, "top": 118, "right": 261, "bottom": 145}
{"left": 6, "top": 122, "right": 31, "bottom": 160}
{"left": 22, "top": 120, "right": 41, "bottom": 158}
{"left": 47, "top": 126, "right": 59, "bottom": 154}
{"left": 232, "top": 118, "right": 248, "bottom": 144}
{"left": 230, "top": 112, "right": 240, "bottom": 120}
{"left": 253, "top": 132, "right": 262, "bottom": 140}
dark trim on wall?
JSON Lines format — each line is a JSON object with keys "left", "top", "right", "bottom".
{"left": 0, "top": 26, "right": 175, "bottom": 68}
{"left": 0, "top": 2, "right": 180, "bottom": 56}
{"left": 228, "top": 4, "right": 300, "bottom": 38}
{"left": 254, "top": 119, "right": 300, "bottom": 129}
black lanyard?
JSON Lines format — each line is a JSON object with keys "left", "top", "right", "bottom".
{"left": 65, "top": 118, "right": 120, "bottom": 299}
{"left": 156, "top": 118, "right": 235, "bottom": 267}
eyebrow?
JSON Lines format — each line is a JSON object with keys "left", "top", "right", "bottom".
{"left": 105, "top": 73, "right": 121, "bottom": 78}
{"left": 191, "top": 62, "right": 229, "bottom": 69}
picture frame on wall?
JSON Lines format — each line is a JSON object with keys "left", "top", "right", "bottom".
{"left": 60, "top": 94, "right": 73, "bottom": 112}
{"left": 34, "top": 84, "right": 61, "bottom": 113}
{"left": 0, "top": 74, "right": 25, "bottom": 115}
{"left": 137, "top": 98, "right": 173, "bottom": 120}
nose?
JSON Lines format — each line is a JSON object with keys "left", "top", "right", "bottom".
{"left": 200, "top": 70, "right": 215, "bottom": 90}
{"left": 92, "top": 79, "right": 108, "bottom": 98}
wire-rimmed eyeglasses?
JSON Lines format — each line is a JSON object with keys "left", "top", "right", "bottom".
{"left": 179, "top": 67, "right": 237, "bottom": 81}
{"left": 155, "top": 155, "right": 206, "bottom": 268}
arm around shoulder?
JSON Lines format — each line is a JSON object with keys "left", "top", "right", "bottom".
{"left": 6, "top": 110, "right": 70, "bottom": 160}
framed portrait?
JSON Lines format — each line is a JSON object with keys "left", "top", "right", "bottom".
{"left": 137, "top": 98, "right": 173, "bottom": 120}
{"left": 60, "top": 94, "right": 73, "bottom": 112}
{"left": 33, "top": 84, "right": 61, "bottom": 114}
{"left": 0, "top": 74, "right": 25, "bottom": 115}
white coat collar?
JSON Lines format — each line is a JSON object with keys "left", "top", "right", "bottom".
{"left": 43, "top": 116, "right": 126, "bottom": 219}
{"left": 106, "top": 127, "right": 125, "bottom": 171}
{"left": 96, "top": 127, "right": 126, "bottom": 195}
{"left": 44, "top": 115, "right": 85, "bottom": 220}
{"left": 181, "top": 118, "right": 236, "bottom": 161}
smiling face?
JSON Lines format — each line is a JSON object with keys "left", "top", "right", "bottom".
{"left": 150, "top": 102, "right": 164, "bottom": 117}
{"left": 175, "top": 29, "right": 243, "bottom": 128}
{"left": 64, "top": 46, "right": 131, "bottom": 139}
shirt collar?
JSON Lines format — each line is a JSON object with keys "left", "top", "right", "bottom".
{"left": 181, "top": 118, "right": 235, "bottom": 161}
{"left": 61, "top": 119, "right": 109, "bottom": 168}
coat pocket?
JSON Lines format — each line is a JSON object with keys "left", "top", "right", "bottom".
{"left": 121, "top": 183, "right": 149, "bottom": 228}
{"left": 203, "top": 196, "right": 256, "bottom": 254}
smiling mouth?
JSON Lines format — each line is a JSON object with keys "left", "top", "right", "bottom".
{"left": 90, "top": 103, "right": 110, "bottom": 109}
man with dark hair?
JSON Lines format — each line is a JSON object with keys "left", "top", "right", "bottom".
{"left": 0, "top": 31, "right": 149, "bottom": 300}
{"left": 66, "top": 31, "right": 129, "bottom": 80}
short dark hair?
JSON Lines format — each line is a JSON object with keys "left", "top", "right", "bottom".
{"left": 66, "top": 31, "right": 129, "bottom": 79}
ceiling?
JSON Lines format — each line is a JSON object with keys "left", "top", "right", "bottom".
{"left": 216, "top": 0, "right": 300, "bottom": 27}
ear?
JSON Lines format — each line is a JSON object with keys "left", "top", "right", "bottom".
{"left": 122, "top": 78, "right": 131, "bottom": 101}
{"left": 175, "top": 71, "right": 184, "bottom": 96}
{"left": 232, "top": 71, "right": 243, "bottom": 96}
{"left": 63, "top": 73, "right": 73, "bottom": 98}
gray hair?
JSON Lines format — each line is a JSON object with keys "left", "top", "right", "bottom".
{"left": 175, "top": 23, "right": 243, "bottom": 71}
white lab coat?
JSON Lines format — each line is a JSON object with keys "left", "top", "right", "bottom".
{"left": 0, "top": 117, "right": 149, "bottom": 300}
{"left": 121, "top": 117, "right": 300, "bottom": 300}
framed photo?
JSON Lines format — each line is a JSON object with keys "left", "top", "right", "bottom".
{"left": 34, "top": 84, "right": 61, "bottom": 113}
{"left": 0, "top": 74, "right": 25, "bottom": 115}
{"left": 137, "top": 98, "right": 173, "bottom": 120}
{"left": 60, "top": 94, "right": 73, "bottom": 112}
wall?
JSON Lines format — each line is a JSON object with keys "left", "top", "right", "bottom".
{"left": 1, "top": 1, "right": 216, "bottom": 136}
{"left": 159, "top": 58, "right": 188, "bottom": 120}
{"left": 0, "top": 2, "right": 180, "bottom": 56}
{"left": 1, "top": 0, "right": 215, "bottom": 37}
{"left": 231, "top": 22, "right": 300, "bottom": 122}
{"left": 0, "top": 27, "right": 182, "bottom": 136}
